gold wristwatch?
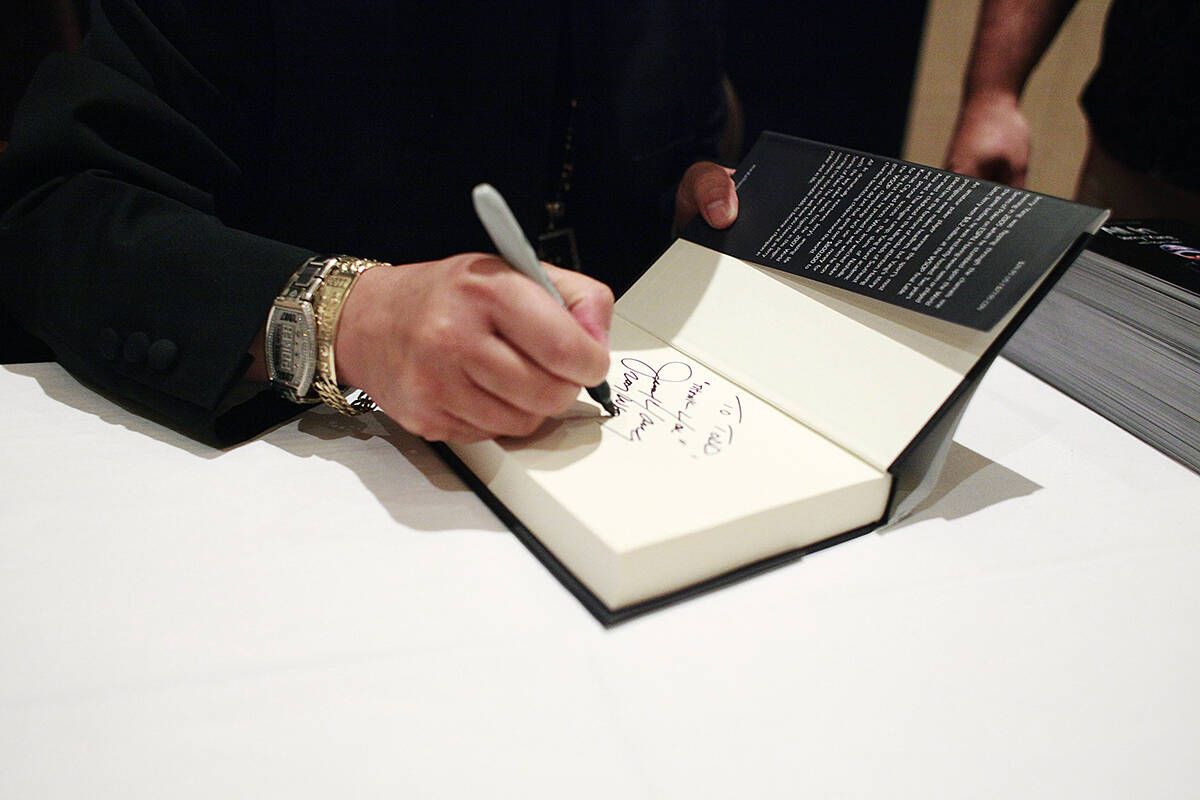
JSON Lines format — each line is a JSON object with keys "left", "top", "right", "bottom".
{"left": 265, "top": 254, "right": 382, "bottom": 414}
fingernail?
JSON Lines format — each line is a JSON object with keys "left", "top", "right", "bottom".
{"left": 705, "top": 199, "right": 731, "bottom": 225}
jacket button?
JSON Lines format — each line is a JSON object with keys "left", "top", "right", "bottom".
{"left": 147, "top": 338, "right": 179, "bottom": 372}
{"left": 98, "top": 328, "right": 120, "bottom": 361}
{"left": 123, "top": 331, "right": 150, "bottom": 363}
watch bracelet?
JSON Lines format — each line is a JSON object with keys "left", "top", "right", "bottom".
{"left": 266, "top": 257, "right": 328, "bottom": 404}
{"left": 312, "top": 255, "right": 387, "bottom": 416}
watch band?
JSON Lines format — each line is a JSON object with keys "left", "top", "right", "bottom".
{"left": 311, "top": 256, "right": 381, "bottom": 416}
{"left": 266, "top": 254, "right": 385, "bottom": 414}
{"left": 265, "top": 256, "right": 332, "bottom": 404}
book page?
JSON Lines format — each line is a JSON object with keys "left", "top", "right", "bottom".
{"left": 449, "top": 316, "right": 890, "bottom": 609}
{"left": 617, "top": 239, "right": 1000, "bottom": 470}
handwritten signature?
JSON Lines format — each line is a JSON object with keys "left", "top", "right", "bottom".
{"left": 606, "top": 358, "right": 744, "bottom": 457}
{"left": 617, "top": 358, "right": 693, "bottom": 398}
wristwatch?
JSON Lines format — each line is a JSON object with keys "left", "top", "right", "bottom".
{"left": 265, "top": 255, "right": 381, "bottom": 414}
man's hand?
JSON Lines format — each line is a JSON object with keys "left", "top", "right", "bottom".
{"left": 334, "top": 253, "right": 613, "bottom": 442}
{"left": 944, "top": 93, "right": 1032, "bottom": 187}
{"left": 674, "top": 161, "right": 738, "bottom": 235}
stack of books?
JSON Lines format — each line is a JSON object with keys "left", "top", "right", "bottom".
{"left": 1003, "top": 219, "right": 1200, "bottom": 473}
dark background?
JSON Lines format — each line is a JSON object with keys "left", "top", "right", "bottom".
{"left": 0, "top": 0, "right": 929, "bottom": 364}
{"left": 724, "top": 1, "right": 928, "bottom": 160}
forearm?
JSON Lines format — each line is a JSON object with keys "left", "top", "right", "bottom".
{"left": 962, "top": 0, "right": 1080, "bottom": 104}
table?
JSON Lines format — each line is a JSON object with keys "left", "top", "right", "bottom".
{"left": 2, "top": 359, "right": 1197, "bottom": 798}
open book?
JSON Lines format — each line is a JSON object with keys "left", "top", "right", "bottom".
{"left": 443, "top": 133, "right": 1107, "bottom": 624}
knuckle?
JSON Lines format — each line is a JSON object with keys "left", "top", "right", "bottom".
{"left": 459, "top": 274, "right": 503, "bottom": 306}
{"left": 427, "top": 314, "right": 460, "bottom": 346}
{"left": 506, "top": 412, "right": 544, "bottom": 439}
{"left": 538, "top": 381, "right": 579, "bottom": 415}
{"left": 590, "top": 282, "right": 615, "bottom": 307}
{"left": 457, "top": 251, "right": 498, "bottom": 270}
{"left": 413, "top": 317, "right": 461, "bottom": 358}
{"left": 449, "top": 254, "right": 505, "bottom": 293}
{"left": 541, "top": 336, "right": 576, "bottom": 370}
{"left": 499, "top": 410, "right": 542, "bottom": 441}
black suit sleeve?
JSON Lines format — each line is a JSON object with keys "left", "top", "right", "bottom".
{"left": 0, "top": 0, "right": 313, "bottom": 444}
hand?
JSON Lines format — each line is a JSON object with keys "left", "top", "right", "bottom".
{"left": 944, "top": 93, "right": 1032, "bottom": 187}
{"left": 674, "top": 160, "right": 738, "bottom": 235}
{"left": 334, "top": 253, "right": 613, "bottom": 442}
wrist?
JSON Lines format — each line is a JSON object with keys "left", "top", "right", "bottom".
{"left": 331, "top": 261, "right": 394, "bottom": 393}
{"left": 961, "top": 86, "right": 1021, "bottom": 115}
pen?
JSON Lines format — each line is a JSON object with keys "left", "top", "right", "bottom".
{"left": 471, "top": 183, "right": 617, "bottom": 416}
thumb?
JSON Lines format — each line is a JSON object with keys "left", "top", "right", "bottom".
{"left": 675, "top": 161, "right": 738, "bottom": 233}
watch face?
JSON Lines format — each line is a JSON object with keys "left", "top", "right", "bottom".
{"left": 266, "top": 302, "right": 317, "bottom": 397}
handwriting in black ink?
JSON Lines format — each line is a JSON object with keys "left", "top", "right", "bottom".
{"left": 604, "top": 365, "right": 744, "bottom": 457}
{"left": 619, "top": 359, "right": 693, "bottom": 398}
{"left": 703, "top": 425, "right": 735, "bottom": 456}
{"left": 717, "top": 395, "right": 743, "bottom": 423}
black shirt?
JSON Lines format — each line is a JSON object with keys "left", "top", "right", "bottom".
{"left": 0, "top": 1, "right": 727, "bottom": 442}
{"left": 1081, "top": 0, "right": 1200, "bottom": 192}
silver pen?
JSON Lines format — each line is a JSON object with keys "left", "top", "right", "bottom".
{"left": 471, "top": 183, "right": 617, "bottom": 415}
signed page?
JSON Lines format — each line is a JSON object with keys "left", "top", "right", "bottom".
{"left": 448, "top": 316, "right": 890, "bottom": 610}
{"left": 617, "top": 239, "right": 1060, "bottom": 470}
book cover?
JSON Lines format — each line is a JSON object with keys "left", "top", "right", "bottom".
{"left": 1088, "top": 219, "right": 1200, "bottom": 296}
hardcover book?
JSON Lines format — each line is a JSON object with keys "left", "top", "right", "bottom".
{"left": 442, "top": 132, "right": 1107, "bottom": 624}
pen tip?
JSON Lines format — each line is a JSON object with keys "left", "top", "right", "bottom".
{"left": 586, "top": 384, "right": 617, "bottom": 416}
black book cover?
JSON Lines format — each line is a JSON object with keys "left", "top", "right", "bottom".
{"left": 1089, "top": 219, "right": 1200, "bottom": 296}
{"left": 687, "top": 132, "right": 1103, "bottom": 330}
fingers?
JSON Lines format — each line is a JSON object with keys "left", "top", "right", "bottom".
{"left": 487, "top": 269, "right": 610, "bottom": 388}
{"left": 334, "top": 252, "right": 613, "bottom": 443}
{"left": 946, "top": 143, "right": 1027, "bottom": 186}
{"left": 674, "top": 160, "right": 738, "bottom": 233}
{"left": 387, "top": 341, "right": 575, "bottom": 443}
{"left": 943, "top": 98, "right": 1031, "bottom": 188}
{"left": 380, "top": 317, "right": 579, "bottom": 442}
{"left": 462, "top": 332, "right": 585, "bottom": 416}
{"left": 401, "top": 372, "right": 548, "bottom": 443}
{"left": 978, "top": 157, "right": 1025, "bottom": 187}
